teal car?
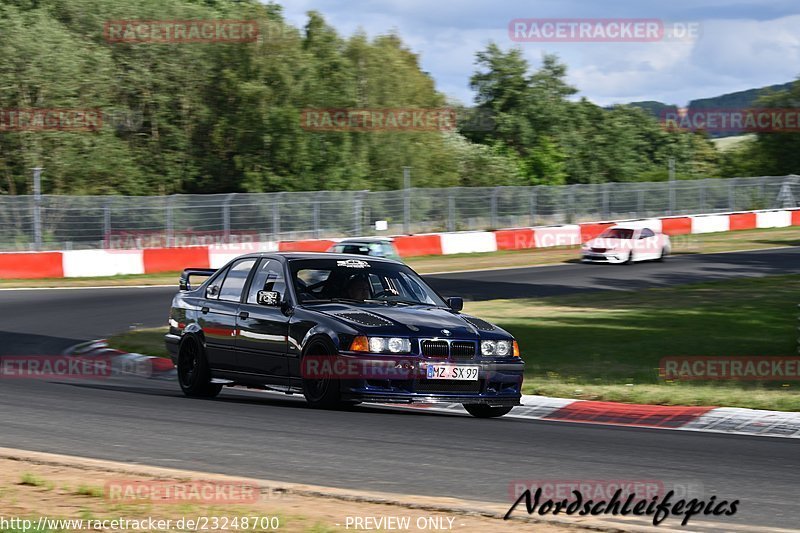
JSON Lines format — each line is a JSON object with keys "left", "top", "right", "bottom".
{"left": 328, "top": 238, "right": 402, "bottom": 262}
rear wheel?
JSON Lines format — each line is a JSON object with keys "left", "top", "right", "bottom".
{"left": 177, "top": 335, "right": 222, "bottom": 398}
{"left": 302, "top": 340, "right": 344, "bottom": 409}
{"left": 463, "top": 404, "right": 514, "bottom": 418}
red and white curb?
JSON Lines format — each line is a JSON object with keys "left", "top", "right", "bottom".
{"left": 65, "top": 341, "right": 800, "bottom": 438}
{"left": 65, "top": 339, "right": 175, "bottom": 379}
{"left": 421, "top": 396, "right": 800, "bottom": 438}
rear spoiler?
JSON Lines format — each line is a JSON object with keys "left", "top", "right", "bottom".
{"left": 179, "top": 268, "right": 217, "bottom": 291}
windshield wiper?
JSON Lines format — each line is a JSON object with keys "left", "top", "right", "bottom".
{"left": 382, "top": 299, "right": 436, "bottom": 307}
{"left": 301, "top": 297, "right": 367, "bottom": 305}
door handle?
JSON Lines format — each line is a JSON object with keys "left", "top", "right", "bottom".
{"left": 201, "top": 306, "right": 209, "bottom": 314}
{"left": 238, "top": 311, "right": 249, "bottom": 320}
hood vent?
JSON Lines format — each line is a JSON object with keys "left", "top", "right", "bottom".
{"left": 334, "top": 312, "right": 393, "bottom": 327}
{"left": 462, "top": 315, "right": 495, "bottom": 331}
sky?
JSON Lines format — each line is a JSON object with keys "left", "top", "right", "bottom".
{"left": 278, "top": 0, "right": 800, "bottom": 107}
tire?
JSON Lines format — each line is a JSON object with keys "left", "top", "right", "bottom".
{"left": 624, "top": 250, "right": 635, "bottom": 264}
{"left": 463, "top": 404, "right": 514, "bottom": 418}
{"left": 302, "top": 340, "right": 344, "bottom": 409}
{"left": 177, "top": 335, "right": 222, "bottom": 398}
{"left": 656, "top": 248, "right": 666, "bottom": 262}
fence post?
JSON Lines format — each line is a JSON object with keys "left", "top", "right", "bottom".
{"left": 31, "top": 167, "right": 43, "bottom": 251}
{"left": 490, "top": 188, "right": 498, "bottom": 229}
{"left": 567, "top": 185, "right": 576, "bottom": 223}
{"left": 699, "top": 180, "right": 706, "bottom": 211}
{"left": 529, "top": 187, "right": 537, "bottom": 226}
{"left": 223, "top": 193, "right": 234, "bottom": 241}
{"left": 447, "top": 192, "right": 455, "bottom": 232}
{"left": 602, "top": 183, "right": 610, "bottom": 219}
{"left": 668, "top": 180, "right": 676, "bottom": 216}
{"left": 729, "top": 178, "right": 736, "bottom": 211}
{"left": 103, "top": 199, "right": 111, "bottom": 247}
{"left": 313, "top": 193, "right": 320, "bottom": 239}
{"left": 166, "top": 195, "right": 174, "bottom": 247}
{"left": 272, "top": 193, "right": 281, "bottom": 241}
{"left": 354, "top": 191, "right": 363, "bottom": 236}
{"left": 403, "top": 167, "right": 411, "bottom": 234}
{"left": 637, "top": 189, "right": 644, "bottom": 216}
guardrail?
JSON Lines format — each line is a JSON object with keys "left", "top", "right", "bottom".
{"left": 2, "top": 207, "right": 798, "bottom": 279}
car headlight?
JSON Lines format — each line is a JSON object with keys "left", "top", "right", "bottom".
{"left": 363, "top": 337, "right": 411, "bottom": 354}
{"left": 480, "top": 340, "right": 496, "bottom": 356}
{"left": 496, "top": 340, "right": 512, "bottom": 356}
{"left": 480, "top": 340, "right": 514, "bottom": 357}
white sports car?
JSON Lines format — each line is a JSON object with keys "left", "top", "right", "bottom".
{"left": 581, "top": 225, "right": 671, "bottom": 264}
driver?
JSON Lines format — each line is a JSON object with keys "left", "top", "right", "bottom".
{"left": 344, "top": 274, "right": 371, "bottom": 301}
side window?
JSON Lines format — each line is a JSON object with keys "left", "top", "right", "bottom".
{"left": 205, "top": 266, "right": 229, "bottom": 299}
{"left": 640, "top": 228, "right": 655, "bottom": 238}
{"left": 218, "top": 259, "right": 257, "bottom": 302}
{"left": 247, "top": 259, "right": 287, "bottom": 304}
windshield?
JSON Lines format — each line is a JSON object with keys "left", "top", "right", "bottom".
{"left": 289, "top": 258, "right": 445, "bottom": 306}
{"left": 599, "top": 228, "right": 634, "bottom": 239}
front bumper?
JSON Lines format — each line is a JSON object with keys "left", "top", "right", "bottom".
{"left": 338, "top": 359, "right": 524, "bottom": 406}
{"left": 165, "top": 333, "right": 180, "bottom": 364}
{"left": 581, "top": 250, "right": 627, "bottom": 263}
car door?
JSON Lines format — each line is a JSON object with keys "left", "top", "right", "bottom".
{"left": 636, "top": 228, "right": 659, "bottom": 259}
{"left": 235, "top": 258, "right": 290, "bottom": 379}
{"left": 200, "top": 258, "right": 257, "bottom": 371}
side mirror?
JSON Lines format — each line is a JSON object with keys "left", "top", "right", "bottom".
{"left": 257, "top": 290, "right": 281, "bottom": 307}
{"left": 206, "top": 285, "right": 220, "bottom": 297}
{"left": 447, "top": 297, "right": 463, "bottom": 312}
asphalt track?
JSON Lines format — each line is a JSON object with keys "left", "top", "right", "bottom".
{"left": 2, "top": 247, "right": 800, "bottom": 530}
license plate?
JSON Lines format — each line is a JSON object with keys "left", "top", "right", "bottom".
{"left": 426, "top": 364, "right": 479, "bottom": 381}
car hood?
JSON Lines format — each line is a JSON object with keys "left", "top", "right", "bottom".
{"left": 313, "top": 303, "right": 506, "bottom": 339}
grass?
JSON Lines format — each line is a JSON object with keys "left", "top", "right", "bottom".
{"left": 74, "top": 485, "right": 104, "bottom": 498}
{"left": 466, "top": 274, "right": 800, "bottom": 411}
{"left": 107, "top": 327, "right": 171, "bottom": 359}
{"left": 1, "top": 226, "right": 798, "bottom": 288}
{"left": 19, "top": 473, "right": 48, "bottom": 488}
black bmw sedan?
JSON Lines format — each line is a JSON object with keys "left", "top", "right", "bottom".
{"left": 165, "top": 253, "right": 524, "bottom": 418}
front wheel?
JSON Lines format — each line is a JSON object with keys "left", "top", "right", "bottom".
{"left": 624, "top": 250, "right": 635, "bottom": 264}
{"left": 177, "top": 335, "right": 222, "bottom": 398}
{"left": 463, "top": 404, "right": 514, "bottom": 418}
{"left": 302, "top": 341, "right": 344, "bottom": 409}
